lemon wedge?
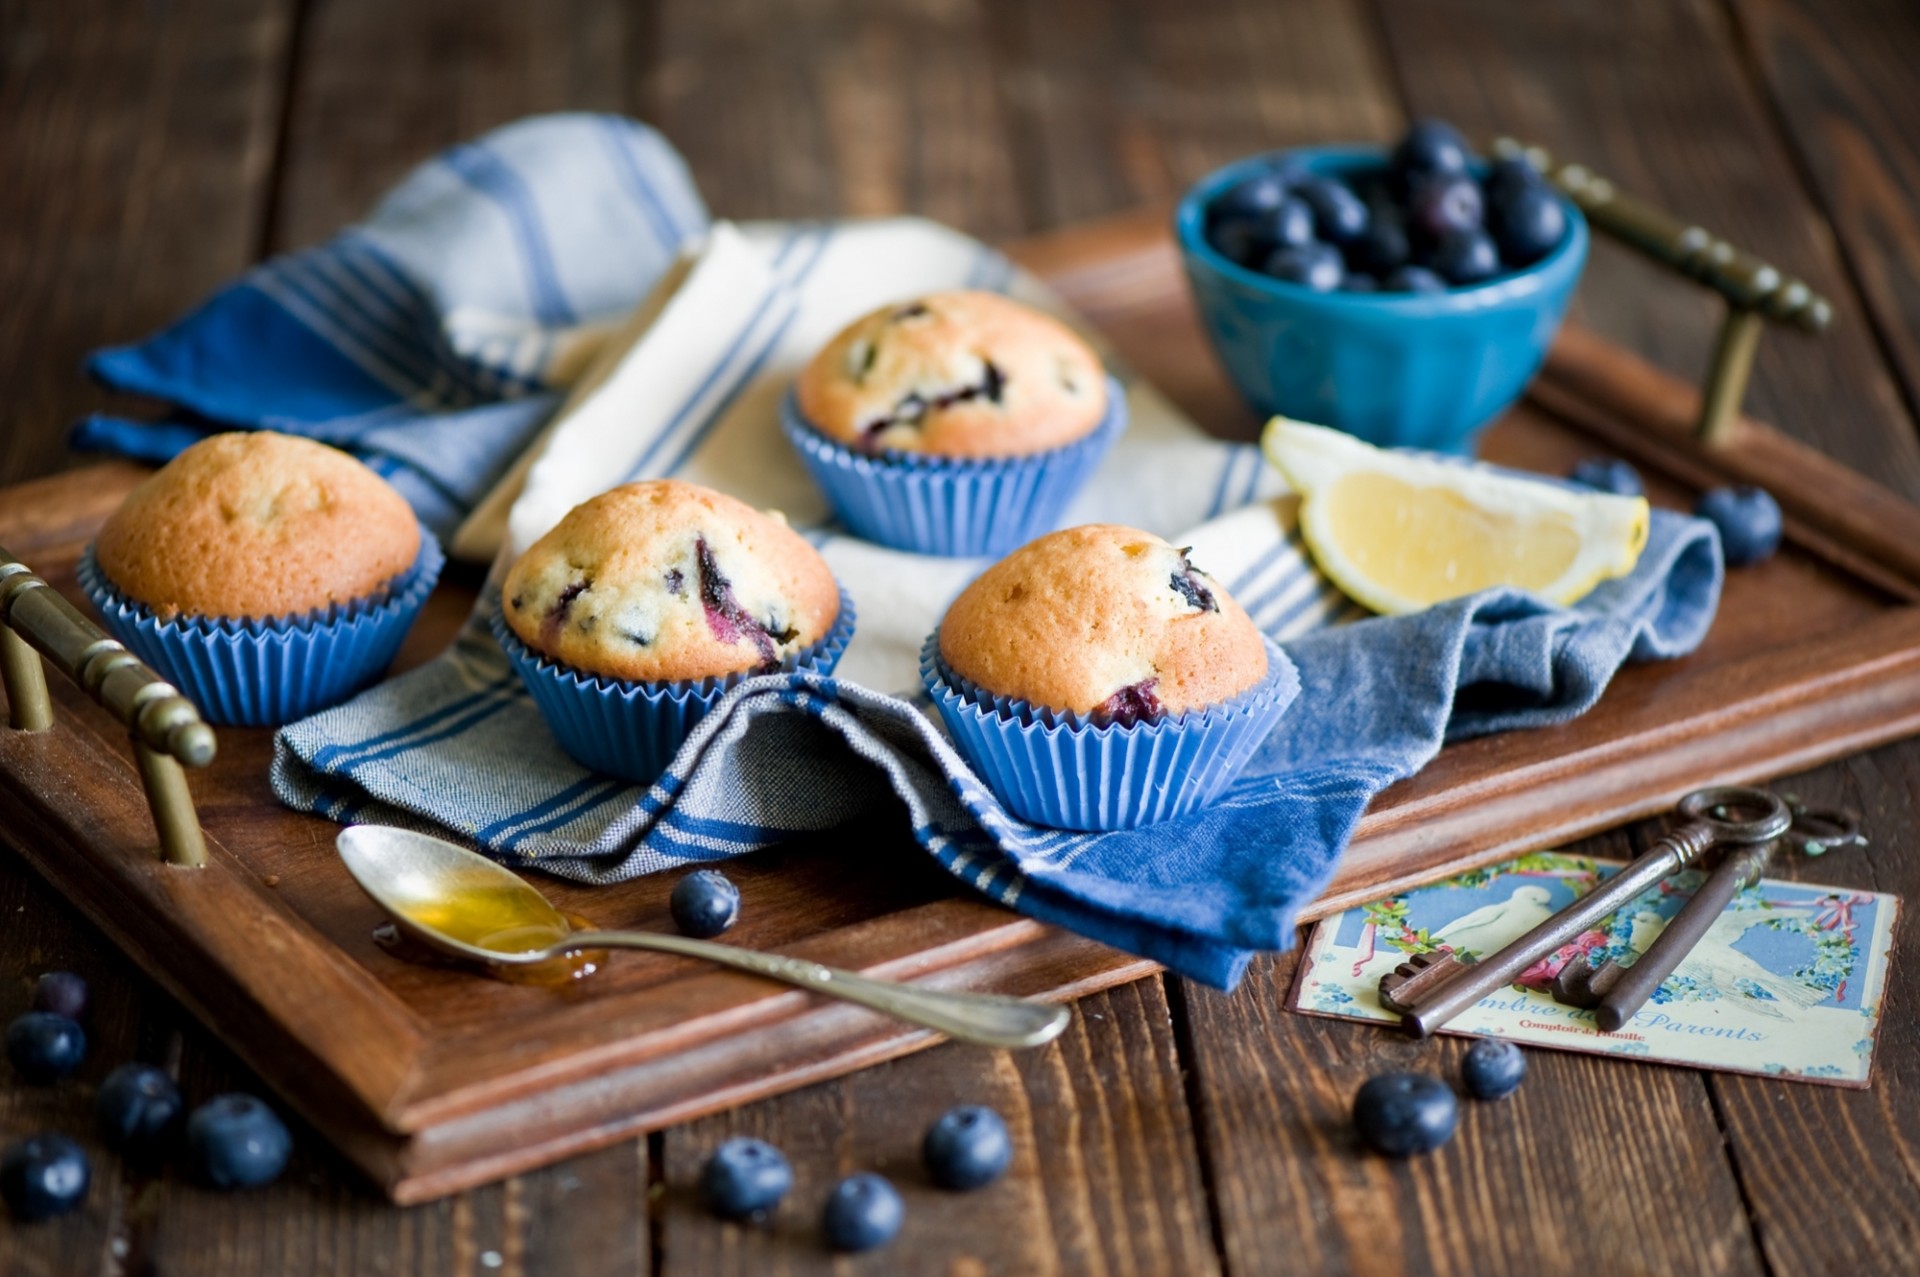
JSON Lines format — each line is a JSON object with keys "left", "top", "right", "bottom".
{"left": 1260, "top": 417, "right": 1650, "bottom": 615}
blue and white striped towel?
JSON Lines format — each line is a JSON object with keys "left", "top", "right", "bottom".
{"left": 77, "top": 115, "right": 1723, "bottom": 989}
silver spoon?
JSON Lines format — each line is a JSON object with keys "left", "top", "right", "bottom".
{"left": 335, "top": 825, "right": 1070, "bottom": 1050}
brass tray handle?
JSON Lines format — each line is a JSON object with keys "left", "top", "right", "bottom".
{"left": 1493, "top": 138, "right": 1833, "bottom": 446}
{"left": 1, "top": 545, "right": 213, "bottom": 867}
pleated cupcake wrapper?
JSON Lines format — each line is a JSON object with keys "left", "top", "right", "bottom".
{"left": 779, "top": 376, "right": 1127, "bottom": 558}
{"left": 920, "top": 632, "right": 1300, "bottom": 831}
{"left": 77, "top": 532, "right": 445, "bottom": 728}
{"left": 492, "top": 586, "right": 857, "bottom": 785}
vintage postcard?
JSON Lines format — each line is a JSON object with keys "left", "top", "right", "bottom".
{"left": 1292, "top": 853, "right": 1900, "bottom": 1086}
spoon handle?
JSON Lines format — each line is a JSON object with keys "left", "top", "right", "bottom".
{"left": 564, "top": 930, "right": 1070, "bottom": 1050}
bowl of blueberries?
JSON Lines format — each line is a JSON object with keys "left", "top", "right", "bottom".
{"left": 1176, "top": 119, "right": 1588, "bottom": 453}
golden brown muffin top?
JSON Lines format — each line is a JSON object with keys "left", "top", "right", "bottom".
{"left": 95, "top": 431, "right": 421, "bottom": 622}
{"left": 502, "top": 479, "right": 841, "bottom": 683}
{"left": 938, "top": 524, "right": 1268, "bottom": 722}
{"left": 796, "top": 290, "right": 1108, "bottom": 458}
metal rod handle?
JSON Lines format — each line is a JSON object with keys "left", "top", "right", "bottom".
{"left": 1, "top": 545, "right": 214, "bottom": 867}
{"left": 1492, "top": 137, "right": 1833, "bottom": 445}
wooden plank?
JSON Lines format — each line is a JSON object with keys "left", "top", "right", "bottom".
{"left": 1729, "top": 0, "right": 1920, "bottom": 437}
{"left": 266, "top": 0, "right": 630, "bottom": 252}
{"left": 1180, "top": 946, "right": 1768, "bottom": 1277}
{"left": 0, "top": 0, "right": 293, "bottom": 485}
{"left": 978, "top": 0, "right": 1399, "bottom": 227}
{"left": 657, "top": 979, "right": 1220, "bottom": 1274}
{"left": 644, "top": 0, "right": 1026, "bottom": 240}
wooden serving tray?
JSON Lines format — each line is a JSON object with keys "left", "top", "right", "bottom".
{"left": 7, "top": 208, "right": 1920, "bottom": 1203}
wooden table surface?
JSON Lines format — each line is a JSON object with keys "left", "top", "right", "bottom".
{"left": 4, "top": 1, "right": 1919, "bottom": 1272}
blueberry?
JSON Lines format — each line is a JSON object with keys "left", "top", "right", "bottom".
{"left": 1569, "top": 457, "right": 1644, "bottom": 497}
{"left": 1696, "top": 486, "right": 1783, "bottom": 567}
{"left": 923, "top": 1105, "right": 1012, "bottom": 1190}
{"left": 1408, "top": 173, "right": 1485, "bottom": 242}
{"left": 1392, "top": 118, "right": 1472, "bottom": 181}
{"left": 1485, "top": 154, "right": 1545, "bottom": 201}
{"left": 185, "top": 1094, "right": 292, "bottom": 1189}
{"left": 32, "top": 972, "right": 89, "bottom": 1022}
{"left": 670, "top": 870, "right": 741, "bottom": 939}
{"left": 700, "top": 1136, "right": 792, "bottom": 1221}
{"left": 1263, "top": 242, "right": 1345, "bottom": 292}
{"left": 1352, "top": 212, "right": 1411, "bottom": 274}
{"left": 1489, "top": 183, "right": 1568, "bottom": 266}
{"left": 1208, "top": 198, "right": 1316, "bottom": 267}
{"left": 1261, "top": 197, "right": 1318, "bottom": 252}
{"left": 1461, "top": 1039, "right": 1528, "bottom": 1101}
{"left": 1207, "top": 215, "right": 1266, "bottom": 266}
{"left": 1209, "top": 169, "right": 1292, "bottom": 225}
{"left": 1353, "top": 1072, "right": 1458, "bottom": 1157}
{"left": 821, "top": 1172, "right": 904, "bottom": 1252}
{"left": 97, "top": 1063, "right": 185, "bottom": 1163}
{"left": 1430, "top": 228, "right": 1502, "bottom": 285}
{"left": 1295, "top": 176, "right": 1370, "bottom": 245}
{"left": 1, "top": 1135, "right": 90, "bottom": 1222}
{"left": 1341, "top": 273, "right": 1380, "bottom": 293}
{"left": 6, "top": 1012, "right": 86, "bottom": 1084}
{"left": 1383, "top": 265, "right": 1447, "bottom": 294}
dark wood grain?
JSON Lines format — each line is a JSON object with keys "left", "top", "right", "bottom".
{"left": 0, "top": 0, "right": 293, "bottom": 484}
{"left": 267, "top": 0, "right": 632, "bottom": 253}
{"left": 645, "top": 0, "right": 1026, "bottom": 240}
{"left": 658, "top": 979, "right": 1219, "bottom": 1274}
{"left": 1730, "top": 0, "right": 1920, "bottom": 466}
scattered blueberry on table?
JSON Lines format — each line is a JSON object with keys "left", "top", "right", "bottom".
{"left": 1, "top": 1134, "right": 91, "bottom": 1222}
{"left": 923, "top": 1105, "right": 1012, "bottom": 1191}
{"left": 1696, "top": 485, "right": 1782, "bottom": 567}
{"left": 97, "top": 1063, "right": 186, "bottom": 1163}
{"left": 185, "top": 1094, "right": 292, "bottom": 1189}
{"left": 670, "top": 869, "right": 742, "bottom": 939}
{"left": 1205, "top": 117, "right": 1569, "bottom": 294}
{"left": 821, "top": 1172, "right": 904, "bottom": 1253}
{"left": 700, "top": 1136, "right": 792, "bottom": 1222}
{"left": 6, "top": 1011, "right": 87, "bottom": 1084}
{"left": 31, "top": 971, "right": 89, "bottom": 1022}
{"left": 1461, "top": 1039, "right": 1528, "bottom": 1101}
{"left": 1353, "top": 1072, "right": 1458, "bottom": 1157}
{"left": 1570, "top": 457, "right": 1645, "bottom": 497}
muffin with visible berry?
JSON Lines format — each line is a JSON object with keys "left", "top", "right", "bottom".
{"left": 494, "top": 480, "right": 853, "bottom": 783}
{"left": 922, "top": 525, "right": 1297, "bottom": 830}
{"left": 79, "top": 431, "right": 441, "bottom": 725}
{"left": 782, "top": 290, "right": 1125, "bottom": 556}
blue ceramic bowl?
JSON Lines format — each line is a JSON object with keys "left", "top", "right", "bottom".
{"left": 1176, "top": 145, "right": 1589, "bottom": 453}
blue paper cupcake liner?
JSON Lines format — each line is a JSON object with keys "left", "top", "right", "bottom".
{"left": 779, "top": 376, "right": 1127, "bottom": 557}
{"left": 492, "top": 586, "right": 857, "bottom": 785}
{"left": 78, "top": 530, "right": 445, "bottom": 728}
{"left": 920, "top": 631, "right": 1299, "bottom": 831}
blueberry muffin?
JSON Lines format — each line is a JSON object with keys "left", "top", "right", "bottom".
{"left": 938, "top": 525, "right": 1269, "bottom": 724}
{"left": 502, "top": 480, "right": 841, "bottom": 683}
{"left": 796, "top": 290, "right": 1108, "bottom": 458}
{"left": 94, "top": 431, "right": 421, "bottom": 621}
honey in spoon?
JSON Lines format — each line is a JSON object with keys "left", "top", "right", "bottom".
{"left": 382, "top": 872, "right": 604, "bottom": 985}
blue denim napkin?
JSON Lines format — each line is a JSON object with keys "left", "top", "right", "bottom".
{"left": 77, "top": 115, "right": 1723, "bottom": 989}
